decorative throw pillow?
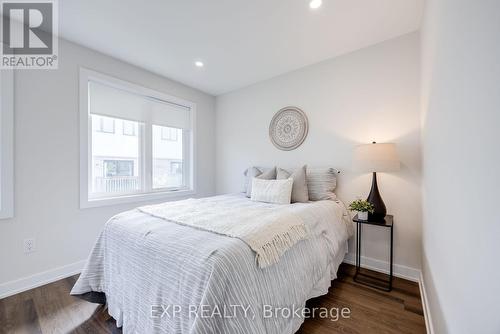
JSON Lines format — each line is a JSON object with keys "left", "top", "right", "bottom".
{"left": 243, "top": 166, "right": 275, "bottom": 193}
{"left": 245, "top": 167, "right": 276, "bottom": 197}
{"left": 276, "top": 165, "right": 309, "bottom": 203}
{"left": 244, "top": 166, "right": 262, "bottom": 194}
{"left": 307, "top": 167, "right": 338, "bottom": 200}
{"left": 250, "top": 178, "right": 293, "bottom": 205}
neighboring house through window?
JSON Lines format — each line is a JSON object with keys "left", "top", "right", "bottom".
{"left": 95, "top": 116, "right": 115, "bottom": 133}
{"left": 171, "top": 161, "right": 182, "bottom": 174}
{"left": 104, "top": 160, "right": 134, "bottom": 177}
{"left": 161, "top": 127, "right": 178, "bottom": 141}
{"left": 122, "top": 120, "right": 136, "bottom": 136}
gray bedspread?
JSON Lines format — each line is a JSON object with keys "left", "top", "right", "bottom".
{"left": 71, "top": 194, "right": 353, "bottom": 334}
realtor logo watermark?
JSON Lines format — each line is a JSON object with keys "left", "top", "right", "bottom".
{"left": 151, "top": 304, "right": 352, "bottom": 322}
{"left": 1, "top": 0, "right": 58, "bottom": 69}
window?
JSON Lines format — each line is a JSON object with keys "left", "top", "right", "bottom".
{"left": 0, "top": 69, "right": 14, "bottom": 218}
{"left": 90, "top": 114, "right": 141, "bottom": 196}
{"left": 122, "top": 120, "right": 136, "bottom": 136}
{"left": 104, "top": 160, "right": 135, "bottom": 177}
{"left": 153, "top": 125, "right": 183, "bottom": 188}
{"left": 161, "top": 127, "right": 178, "bottom": 141}
{"left": 171, "top": 161, "right": 183, "bottom": 174}
{"left": 80, "top": 69, "right": 195, "bottom": 208}
{"left": 95, "top": 116, "right": 115, "bottom": 133}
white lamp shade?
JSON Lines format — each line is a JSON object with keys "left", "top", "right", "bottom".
{"left": 353, "top": 143, "right": 400, "bottom": 173}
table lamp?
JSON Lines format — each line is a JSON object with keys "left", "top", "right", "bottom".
{"left": 353, "top": 142, "right": 400, "bottom": 221}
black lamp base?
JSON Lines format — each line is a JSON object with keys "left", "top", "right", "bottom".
{"left": 367, "top": 172, "right": 387, "bottom": 221}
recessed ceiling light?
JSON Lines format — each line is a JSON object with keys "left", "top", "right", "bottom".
{"left": 309, "top": 0, "right": 322, "bottom": 9}
{"left": 195, "top": 61, "right": 204, "bottom": 68}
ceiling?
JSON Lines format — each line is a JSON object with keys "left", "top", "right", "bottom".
{"left": 59, "top": 0, "right": 423, "bottom": 95}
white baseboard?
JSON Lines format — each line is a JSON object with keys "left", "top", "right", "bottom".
{"left": 342, "top": 254, "right": 434, "bottom": 333}
{"left": 419, "top": 272, "right": 434, "bottom": 334}
{"left": 343, "top": 253, "right": 421, "bottom": 282}
{"left": 0, "top": 260, "right": 85, "bottom": 299}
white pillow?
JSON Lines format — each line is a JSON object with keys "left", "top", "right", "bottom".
{"left": 245, "top": 167, "right": 277, "bottom": 197}
{"left": 243, "top": 166, "right": 275, "bottom": 195}
{"left": 250, "top": 178, "right": 293, "bottom": 204}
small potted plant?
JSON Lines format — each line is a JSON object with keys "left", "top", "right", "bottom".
{"left": 349, "top": 199, "right": 374, "bottom": 221}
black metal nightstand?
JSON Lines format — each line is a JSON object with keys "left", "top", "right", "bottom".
{"left": 353, "top": 214, "right": 394, "bottom": 291}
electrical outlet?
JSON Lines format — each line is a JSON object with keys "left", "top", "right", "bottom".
{"left": 24, "top": 238, "right": 35, "bottom": 254}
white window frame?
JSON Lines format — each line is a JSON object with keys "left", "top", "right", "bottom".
{"left": 0, "top": 68, "right": 14, "bottom": 219}
{"left": 79, "top": 68, "right": 196, "bottom": 208}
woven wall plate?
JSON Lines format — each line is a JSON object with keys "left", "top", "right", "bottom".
{"left": 269, "top": 106, "right": 308, "bottom": 151}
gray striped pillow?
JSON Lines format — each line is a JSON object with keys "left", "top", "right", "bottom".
{"left": 306, "top": 168, "right": 338, "bottom": 200}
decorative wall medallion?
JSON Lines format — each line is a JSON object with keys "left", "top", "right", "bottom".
{"left": 269, "top": 106, "right": 308, "bottom": 151}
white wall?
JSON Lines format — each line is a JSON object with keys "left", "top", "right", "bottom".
{"left": 421, "top": 0, "right": 500, "bottom": 333}
{"left": 216, "top": 32, "right": 422, "bottom": 276}
{"left": 0, "top": 38, "right": 216, "bottom": 292}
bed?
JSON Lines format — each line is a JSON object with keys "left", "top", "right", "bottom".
{"left": 71, "top": 193, "right": 353, "bottom": 333}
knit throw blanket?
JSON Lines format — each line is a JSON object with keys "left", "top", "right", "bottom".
{"left": 138, "top": 195, "right": 308, "bottom": 268}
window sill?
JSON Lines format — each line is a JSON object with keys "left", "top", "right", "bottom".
{"left": 80, "top": 189, "right": 196, "bottom": 209}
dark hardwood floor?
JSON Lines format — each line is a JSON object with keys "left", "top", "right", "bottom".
{"left": 297, "top": 265, "right": 425, "bottom": 334}
{"left": 0, "top": 264, "right": 425, "bottom": 334}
